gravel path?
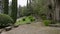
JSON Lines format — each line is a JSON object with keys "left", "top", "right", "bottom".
{"left": 1, "top": 22, "right": 60, "bottom": 34}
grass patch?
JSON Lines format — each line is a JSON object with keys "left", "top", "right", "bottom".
{"left": 14, "top": 16, "right": 35, "bottom": 26}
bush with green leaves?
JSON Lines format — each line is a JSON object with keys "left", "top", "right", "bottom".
{"left": 28, "top": 16, "right": 35, "bottom": 22}
{"left": 41, "top": 14, "right": 47, "bottom": 20}
{"left": 0, "top": 14, "right": 14, "bottom": 27}
{"left": 22, "top": 18, "right": 26, "bottom": 21}
{"left": 43, "top": 20, "right": 51, "bottom": 26}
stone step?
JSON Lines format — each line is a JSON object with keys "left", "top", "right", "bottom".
{"left": 4, "top": 26, "right": 12, "bottom": 31}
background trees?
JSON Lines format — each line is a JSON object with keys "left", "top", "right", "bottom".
{"left": 2, "top": 0, "right": 53, "bottom": 23}
{"left": 20, "top": 0, "right": 48, "bottom": 17}
{"left": 18, "top": 0, "right": 48, "bottom": 17}
{"left": 32, "top": 0, "right": 48, "bottom": 16}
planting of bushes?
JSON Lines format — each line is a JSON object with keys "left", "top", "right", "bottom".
{"left": 0, "top": 14, "right": 14, "bottom": 28}
{"left": 43, "top": 20, "right": 51, "bottom": 26}
{"left": 41, "top": 15, "right": 47, "bottom": 20}
{"left": 22, "top": 18, "right": 26, "bottom": 21}
{"left": 50, "top": 20, "right": 56, "bottom": 24}
{"left": 15, "top": 16, "right": 35, "bottom": 26}
{"left": 28, "top": 16, "right": 35, "bottom": 22}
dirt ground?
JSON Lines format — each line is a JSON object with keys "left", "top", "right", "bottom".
{"left": 1, "top": 21, "right": 60, "bottom": 34}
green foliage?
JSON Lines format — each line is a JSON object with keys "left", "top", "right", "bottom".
{"left": 18, "top": 0, "right": 48, "bottom": 18}
{"left": 31, "top": 0, "right": 48, "bottom": 16}
{"left": 15, "top": 16, "right": 35, "bottom": 26}
{"left": 50, "top": 20, "right": 56, "bottom": 24}
{"left": 22, "top": 18, "right": 26, "bottom": 21}
{"left": 41, "top": 14, "right": 47, "bottom": 20}
{"left": 11, "top": 0, "right": 17, "bottom": 23}
{"left": 28, "top": 16, "right": 35, "bottom": 21}
{"left": 43, "top": 20, "right": 51, "bottom": 26}
{"left": 19, "top": 7, "right": 31, "bottom": 16}
{"left": 0, "top": 14, "right": 14, "bottom": 27}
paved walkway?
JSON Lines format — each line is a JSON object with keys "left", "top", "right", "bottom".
{"left": 1, "top": 22, "right": 60, "bottom": 34}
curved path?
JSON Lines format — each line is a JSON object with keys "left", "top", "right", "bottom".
{"left": 1, "top": 22, "right": 60, "bottom": 34}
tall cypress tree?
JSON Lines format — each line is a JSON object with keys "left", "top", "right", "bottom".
{"left": 11, "top": 0, "right": 17, "bottom": 23}
{"left": 3, "top": 0, "right": 9, "bottom": 14}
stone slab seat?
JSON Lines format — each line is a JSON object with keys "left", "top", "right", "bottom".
{"left": 4, "top": 26, "right": 12, "bottom": 31}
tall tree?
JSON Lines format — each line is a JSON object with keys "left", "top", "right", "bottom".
{"left": 11, "top": 0, "right": 17, "bottom": 23}
{"left": 3, "top": 0, "right": 9, "bottom": 14}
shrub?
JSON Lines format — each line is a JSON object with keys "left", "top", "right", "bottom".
{"left": 22, "top": 18, "right": 25, "bottom": 21}
{"left": 50, "top": 20, "right": 56, "bottom": 24}
{"left": 41, "top": 15, "right": 47, "bottom": 20}
{"left": 28, "top": 16, "right": 35, "bottom": 22}
{"left": 43, "top": 20, "right": 51, "bottom": 26}
{"left": 29, "top": 16, "right": 33, "bottom": 19}
{"left": 0, "top": 14, "right": 14, "bottom": 28}
{"left": 30, "top": 19, "right": 35, "bottom": 22}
